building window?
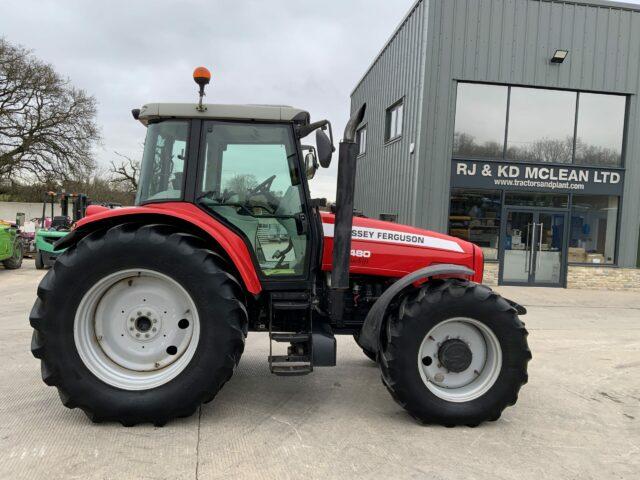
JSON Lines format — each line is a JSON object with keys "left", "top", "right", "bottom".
{"left": 506, "top": 87, "right": 576, "bottom": 164}
{"left": 385, "top": 99, "right": 404, "bottom": 141}
{"left": 569, "top": 195, "right": 619, "bottom": 264}
{"left": 505, "top": 193, "right": 568, "bottom": 209}
{"left": 453, "top": 83, "right": 508, "bottom": 158}
{"left": 575, "top": 93, "right": 625, "bottom": 167}
{"left": 357, "top": 125, "right": 367, "bottom": 155}
{"left": 448, "top": 189, "right": 501, "bottom": 260}
{"left": 452, "top": 83, "right": 627, "bottom": 167}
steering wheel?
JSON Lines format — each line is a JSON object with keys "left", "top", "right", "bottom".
{"left": 248, "top": 175, "right": 276, "bottom": 196}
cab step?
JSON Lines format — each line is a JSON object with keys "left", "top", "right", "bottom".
{"left": 270, "top": 332, "right": 311, "bottom": 343}
{"left": 271, "top": 301, "right": 310, "bottom": 311}
{"left": 268, "top": 293, "right": 314, "bottom": 376}
{"left": 271, "top": 364, "right": 313, "bottom": 376}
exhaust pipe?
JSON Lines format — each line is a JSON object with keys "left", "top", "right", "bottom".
{"left": 330, "top": 104, "right": 366, "bottom": 322}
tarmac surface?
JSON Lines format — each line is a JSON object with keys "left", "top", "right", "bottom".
{"left": 1, "top": 260, "right": 639, "bottom": 479}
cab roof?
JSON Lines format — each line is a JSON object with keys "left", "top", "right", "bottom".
{"left": 136, "top": 103, "right": 310, "bottom": 126}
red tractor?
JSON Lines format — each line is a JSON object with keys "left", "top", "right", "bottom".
{"left": 30, "top": 68, "right": 530, "bottom": 426}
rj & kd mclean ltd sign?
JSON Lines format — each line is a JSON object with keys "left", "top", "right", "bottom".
{"left": 451, "top": 160, "right": 624, "bottom": 195}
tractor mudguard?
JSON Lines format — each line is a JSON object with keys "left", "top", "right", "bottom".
{"left": 54, "top": 203, "right": 262, "bottom": 295}
{"left": 357, "top": 264, "right": 475, "bottom": 353}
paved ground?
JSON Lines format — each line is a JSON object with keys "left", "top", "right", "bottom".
{"left": 1, "top": 261, "right": 639, "bottom": 480}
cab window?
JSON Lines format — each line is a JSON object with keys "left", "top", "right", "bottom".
{"left": 136, "top": 121, "right": 189, "bottom": 204}
{"left": 198, "top": 122, "right": 307, "bottom": 277}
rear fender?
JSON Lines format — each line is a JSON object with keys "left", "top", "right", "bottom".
{"left": 55, "top": 207, "right": 262, "bottom": 295}
{"left": 357, "top": 264, "right": 474, "bottom": 352}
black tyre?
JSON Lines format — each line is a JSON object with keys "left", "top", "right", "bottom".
{"left": 3, "top": 238, "right": 23, "bottom": 269}
{"left": 34, "top": 251, "right": 44, "bottom": 270}
{"left": 353, "top": 331, "right": 377, "bottom": 362}
{"left": 379, "top": 279, "right": 530, "bottom": 426}
{"left": 30, "top": 223, "right": 248, "bottom": 426}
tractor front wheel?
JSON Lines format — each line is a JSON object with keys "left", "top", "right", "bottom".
{"left": 379, "top": 279, "right": 530, "bottom": 426}
{"left": 34, "top": 251, "right": 45, "bottom": 270}
{"left": 3, "top": 238, "right": 23, "bottom": 269}
{"left": 30, "top": 223, "right": 248, "bottom": 426}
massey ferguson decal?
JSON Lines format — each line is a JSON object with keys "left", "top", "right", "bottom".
{"left": 322, "top": 223, "right": 463, "bottom": 253}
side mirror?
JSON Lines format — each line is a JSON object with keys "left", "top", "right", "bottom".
{"left": 316, "top": 129, "right": 333, "bottom": 168}
{"left": 304, "top": 151, "right": 319, "bottom": 179}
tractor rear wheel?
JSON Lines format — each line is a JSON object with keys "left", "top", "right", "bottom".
{"left": 3, "top": 238, "right": 23, "bottom": 269}
{"left": 379, "top": 279, "right": 530, "bottom": 426}
{"left": 30, "top": 223, "right": 248, "bottom": 426}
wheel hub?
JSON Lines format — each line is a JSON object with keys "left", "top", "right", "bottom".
{"left": 417, "top": 317, "right": 502, "bottom": 403}
{"left": 126, "top": 307, "right": 162, "bottom": 341}
{"left": 438, "top": 338, "right": 472, "bottom": 373}
{"left": 74, "top": 269, "right": 200, "bottom": 391}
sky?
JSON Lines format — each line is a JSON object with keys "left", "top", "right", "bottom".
{"left": 3, "top": 0, "right": 640, "bottom": 201}
{"left": 0, "top": 0, "right": 416, "bottom": 201}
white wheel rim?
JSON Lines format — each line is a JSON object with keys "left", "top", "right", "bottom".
{"left": 417, "top": 317, "right": 502, "bottom": 402}
{"left": 74, "top": 269, "right": 200, "bottom": 391}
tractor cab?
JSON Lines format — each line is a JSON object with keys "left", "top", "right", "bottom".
{"left": 132, "top": 101, "right": 334, "bottom": 283}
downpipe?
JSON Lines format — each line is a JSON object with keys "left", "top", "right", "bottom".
{"left": 330, "top": 104, "right": 366, "bottom": 322}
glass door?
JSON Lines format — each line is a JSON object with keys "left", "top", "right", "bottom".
{"left": 533, "top": 212, "right": 565, "bottom": 285}
{"left": 501, "top": 211, "right": 535, "bottom": 284}
{"left": 500, "top": 209, "right": 567, "bottom": 286}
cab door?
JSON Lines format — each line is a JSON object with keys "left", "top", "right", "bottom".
{"left": 195, "top": 121, "right": 311, "bottom": 281}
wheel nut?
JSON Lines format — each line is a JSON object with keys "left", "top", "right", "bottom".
{"left": 152, "top": 327, "right": 157, "bottom": 332}
{"left": 130, "top": 318, "right": 134, "bottom": 322}
{"left": 137, "top": 311, "right": 142, "bottom": 316}
{"left": 136, "top": 333, "right": 140, "bottom": 338}
{"left": 145, "top": 333, "right": 149, "bottom": 338}
{"left": 146, "top": 312, "right": 151, "bottom": 316}
{"left": 153, "top": 319, "right": 157, "bottom": 324}
{"left": 129, "top": 327, "right": 134, "bottom": 331}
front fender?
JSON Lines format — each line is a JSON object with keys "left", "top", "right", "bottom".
{"left": 358, "top": 264, "right": 475, "bottom": 352}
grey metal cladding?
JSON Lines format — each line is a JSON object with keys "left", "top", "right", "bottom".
{"left": 350, "top": 0, "right": 428, "bottom": 226}
{"left": 351, "top": 0, "right": 640, "bottom": 267}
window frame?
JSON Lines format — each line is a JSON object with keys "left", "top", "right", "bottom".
{"left": 451, "top": 81, "right": 628, "bottom": 168}
{"left": 356, "top": 124, "right": 367, "bottom": 156}
{"left": 385, "top": 98, "right": 404, "bottom": 143}
{"left": 566, "top": 194, "right": 622, "bottom": 266}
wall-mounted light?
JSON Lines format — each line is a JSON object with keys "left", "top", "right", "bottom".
{"left": 550, "top": 49, "right": 569, "bottom": 64}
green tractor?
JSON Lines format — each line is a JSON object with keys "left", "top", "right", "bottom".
{"left": 0, "top": 218, "right": 23, "bottom": 270}
{"left": 34, "top": 191, "right": 88, "bottom": 269}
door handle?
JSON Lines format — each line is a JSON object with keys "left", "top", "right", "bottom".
{"left": 525, "top": 223, "right": 532, "bottom": 274}
{"left": 294, "top": 213, "right": 308, "bottom": 235}
{"left": 537, "top": 222, "right": 543, "bottom": 270}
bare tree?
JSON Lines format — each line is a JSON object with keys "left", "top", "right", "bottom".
{"left": 226, "top": 174, "right": 257, "bottom": 200}
{"left": 109, "top": 151, "right": 139, "bottom": 193}
{"left": 0, "top": 38, "right": 100, "bottom": 182}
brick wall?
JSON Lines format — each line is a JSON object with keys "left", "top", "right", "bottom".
{"left": 566, "top": 266, "right": 640, "bottom": 291}
{"left": 481, "top": 262, "right": 640, "bottom": 291}
{"left": 483, "top": 263, "right": 498, "bottom": 286}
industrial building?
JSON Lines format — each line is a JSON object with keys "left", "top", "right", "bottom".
{"left": 351, "top": 0, "right": 640, "bottom": 287}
